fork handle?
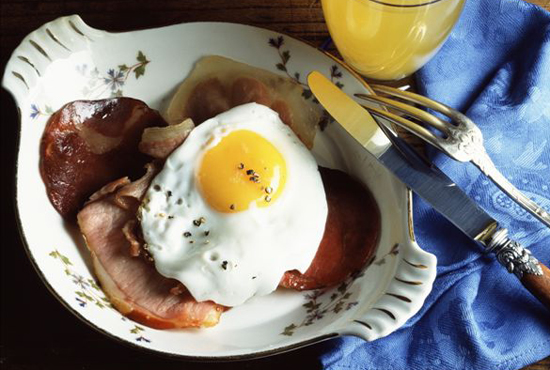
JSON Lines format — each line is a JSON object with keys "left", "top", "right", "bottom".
{"left": 471, "top": 151, "right": 550, "bottom": 228}
{"left": 486, "top": 228, "right": 550, "bottom": 310}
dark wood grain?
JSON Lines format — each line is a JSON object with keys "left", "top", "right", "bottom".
{"left": 522, "top": 263, "right": 550, "bottom": 310}
{"left": 1, "top": 1, "right": 549, "bottom": 369}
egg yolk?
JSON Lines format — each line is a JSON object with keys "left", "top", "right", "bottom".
{"left": 198, "top": 130, "right": 287, "bottom": 213}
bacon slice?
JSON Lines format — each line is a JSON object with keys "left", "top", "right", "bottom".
{"left": 40, "top": 98, "right": 167, "bottom": 219}
{"left": 138, "top": 118, "right": 194, "bottom": 159}
{"left": 77, "top": 164, "right": 224, "bottom": 329}
{"left": 280, "top": 167, "right": 380, "bottom": 290}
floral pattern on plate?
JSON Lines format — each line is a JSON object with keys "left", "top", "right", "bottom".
{"left": 282, "top": 244, "right": 401, "bottom": 336}
{"left": 269, "top": 35, "right": 343, "bottom": 130}
{"left": 2, "top": 16, "right": 436, "bottom": 358}
{"left": 77, "top": 51, "right": 150, "bottom": 98}
{"left": 50, "top": 250, "right": 151, "bottom": 343}
{"left": 29, "top": 50, "right": 150, "bottom": 119}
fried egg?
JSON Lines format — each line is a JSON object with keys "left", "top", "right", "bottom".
{"left": 139, "top": 103, "right": 328, "bottom": 307}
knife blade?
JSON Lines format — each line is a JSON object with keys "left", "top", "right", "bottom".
{"left": 307, "top": 71, "right": 549, "bottom": 309}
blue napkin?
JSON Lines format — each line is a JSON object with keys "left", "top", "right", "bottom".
{"left": 320, "top": 0, "right": 550, "bottom": 369}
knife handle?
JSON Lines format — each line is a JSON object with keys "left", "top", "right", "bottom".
{"left": 521, "top": 264, "right": 550, "bottom": 310}
{"left": 487, "top": 229, "right": 550, "bottom": 310}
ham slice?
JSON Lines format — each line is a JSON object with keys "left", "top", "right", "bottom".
{"left": 280, "top": 167, "right": 380, "bottom": 290}
{"left": 165, "top": 56, "right": 322, "bottom": 148}
{"left": 40, "top": 98, "right": 167, "bottom": 219}
{"left": 77, "top": 163, "right": 224, "bottom": 329}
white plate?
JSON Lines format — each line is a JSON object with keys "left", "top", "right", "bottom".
{"left": 2, "top": 15, "right": 436, "bottom": 360}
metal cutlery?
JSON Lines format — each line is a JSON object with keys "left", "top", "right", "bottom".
{"left": 355, "top": 86, "right": 550, "bottom": 229}
{"left": 307, "top": 71, "right": 550, "bottom": 310}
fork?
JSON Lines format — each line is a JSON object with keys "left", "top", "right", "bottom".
{"left": 355, "top": 85, "right": 550, "bottom": 229}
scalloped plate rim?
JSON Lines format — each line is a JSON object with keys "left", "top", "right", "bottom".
{"left": 2, "top": 15, "right": 437, "bottom": 360}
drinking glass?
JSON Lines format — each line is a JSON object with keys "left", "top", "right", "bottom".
{"left": 321, "top": 0, "right": 466, "bottom": 81}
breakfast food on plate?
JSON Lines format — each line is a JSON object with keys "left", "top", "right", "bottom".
{"left": 76, "top": 103, "right": 379, "bottom": 328}
{"left": 165, "top": 55, "right": 321, "bottom": 148}
{"left": 39, "top": 55, "right": 380, "bottom": 329}
{"left": 138, "top": 118, "right": 194, "bottom": 159}
{"left": 140, "top": 103, "right": 328, "bottom": 307}
{"left": 280, "top": 167, "right": 380, "bottom": 290}
{"left": 40, "top": 98, "right": 167, "bottom": 218}
{"left": 78, "top": 163, "right": 224, "bottom": 329}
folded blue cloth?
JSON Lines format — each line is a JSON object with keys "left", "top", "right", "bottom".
{"left": 320, "top": 0, "right": 550, "bottom": 369}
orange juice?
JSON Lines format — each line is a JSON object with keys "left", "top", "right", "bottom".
{"left": 322, "top": 0, "right": 465, "bottom": 80}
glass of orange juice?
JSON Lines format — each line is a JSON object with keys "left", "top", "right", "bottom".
{"left": 321, "top": 0, "right": 466, "bottom": 81}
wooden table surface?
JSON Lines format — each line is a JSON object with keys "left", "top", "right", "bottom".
{"left": 1, "top": 1, "right": 549, "bottom": 369}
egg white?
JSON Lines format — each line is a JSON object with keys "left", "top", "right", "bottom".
{"left": 139, "top": 103, "right": 328, "bottom": 307}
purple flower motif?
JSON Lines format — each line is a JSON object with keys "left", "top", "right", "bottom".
{"left": 75, "top": 64, "right": 88, "bottom": 75}
{"left": 30, "top": 104, "right": 40, "bottom": 119}
{"left": 136, "top": 336, "right": 151, "bottom": 343}
{"left": 104, "top": 69, "right": 125, "bottom": 91}
{"left": 76, "top": 297, "right": 87, "bottom": 307}
{"left": 306, "top": 310, "right": 324, "bottom": 323}
{"left": 71, "top": 273, "right": 89, "bottom": 289}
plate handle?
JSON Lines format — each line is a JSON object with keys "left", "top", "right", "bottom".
{"left": 340, "top": 191, "right": 437, "bottom": 341}
{"left": 2, "top": 15, "right": 105, "bottom": 104}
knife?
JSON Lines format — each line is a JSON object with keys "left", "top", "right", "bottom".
{"left": 307, "top": 71, "right": 550, "bottom": 310}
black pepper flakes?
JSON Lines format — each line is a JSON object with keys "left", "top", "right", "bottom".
{"left": 252, "top": 276, "right": 257, "bottom": 280}
{"left": 189, "top": 240, "right": 194, "bottom": 244}
{"left": 176, "top": 199, "right": 183, "bottom": 205}
{"left": 238, "top": 163, "right": 245, "bottom": 169}
{"left": 153, "top": 184, "right": 161, "bottom": 191}
{"left": 193, "top": 217, "right": 206, "bottom": 226}
{"left": 168, "top": 215, "right": 174, "bottom": 219}
{"left": 166, "top": 190, "right": 172, "bottom": 197}
{"left": 204, "top": 230, "right": 210, "bottom": 236}
{"left": 229, "top": 204, "right": 235, "bottom": 210}
{"left": 221, "top": 261, "right": 228, "bottom": 270}
{"left": 183, "top": 232, "right": 192, "bottom": 237}
{"left": 246, "top": 169, "right": 254, "bottom": 175}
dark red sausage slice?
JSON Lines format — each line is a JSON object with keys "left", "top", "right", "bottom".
{"left": 40, "top": 98, "right": 167, "bottom": 219}
{"left": 280, "top": 167, "right": 380, "bottom": 290}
